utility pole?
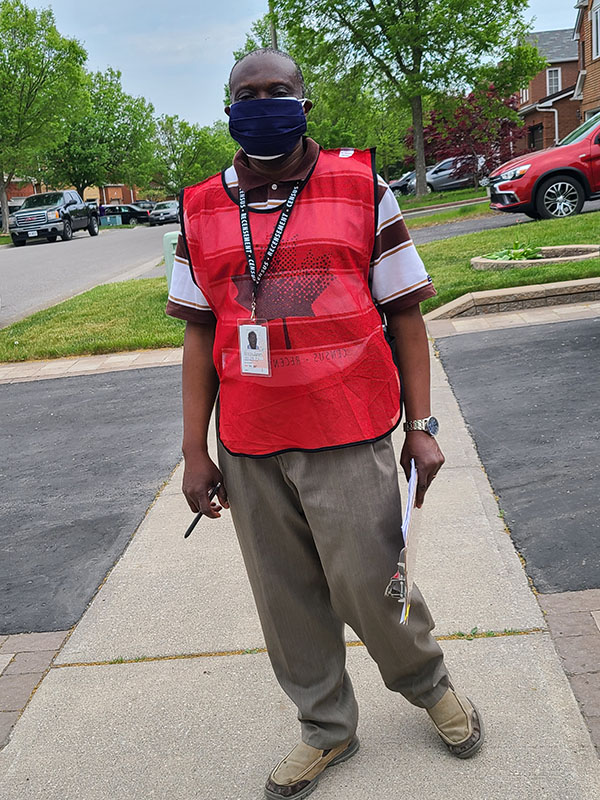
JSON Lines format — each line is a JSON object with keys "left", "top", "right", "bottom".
{"left": 268, "top": 0, "right": 278, "bottom": 49}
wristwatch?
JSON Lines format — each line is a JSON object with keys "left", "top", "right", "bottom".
{"left": 403, "top": 416, "right": 439, "bottom": 436}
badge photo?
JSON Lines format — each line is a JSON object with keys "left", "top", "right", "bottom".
{"left": 238, "top": 321, "right": 271, "bottom": 376}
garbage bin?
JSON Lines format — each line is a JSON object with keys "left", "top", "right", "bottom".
{"left": 163, "top": 231, "right": 179, "bottom": 290}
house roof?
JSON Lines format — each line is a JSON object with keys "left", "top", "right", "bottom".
{"left": 526, "top": 29, "right": 578, "bottom": 63}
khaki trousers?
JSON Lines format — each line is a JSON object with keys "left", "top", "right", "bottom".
{"left": 218, "top": 434, "right": 449, "bottom": 749}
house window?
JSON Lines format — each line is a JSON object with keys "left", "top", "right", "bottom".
{"left": 521, "top": 86, "right": 530, "bottom": 104}
{"left": 593, "top": 1, "right": 600, "bottom": 60}
{"left": 546, "top": 67, "right": 562, "bottom": 95}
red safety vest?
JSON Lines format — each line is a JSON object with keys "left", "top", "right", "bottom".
{"left": 182, "top": 147, "right": 401, "bottom": 457}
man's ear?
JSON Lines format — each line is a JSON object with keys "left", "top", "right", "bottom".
{"left": 224, "top": 106, "right": 231, "bottom": 117}
{"left": 303, "top": 100, "right": 313, "bottom": 116}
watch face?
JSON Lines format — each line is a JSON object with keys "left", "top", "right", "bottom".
{"left": 427, "top": 416, "right": 439, "bottom": 436}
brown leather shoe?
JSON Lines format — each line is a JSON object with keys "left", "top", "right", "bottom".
{"left": 265, "top": 736, "right": 359, "bottom": 799}
{"left": 427, "top": 687, "right": 485, "bottom": 759}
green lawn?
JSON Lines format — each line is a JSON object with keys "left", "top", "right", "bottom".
{"left": 0, "top": 279, "right": 184, "bottom": 362}
{"left": 0, "top": 234, "right": 10, "bottom": 246}
{"left": 419, "top": 212, "right": 600, "bottom": 313}
{"left": 406, "top": 202, "right": 493, "bottom": 230}
{"left": 399, "top": 186, "right": 487, "bottom": 210}
{"left": 0, "top": 211, "right": 598, "bottom": 362}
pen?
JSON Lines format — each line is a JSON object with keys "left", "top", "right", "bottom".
{"left": 183, "top": 482, "right": 222, "bottom": 539}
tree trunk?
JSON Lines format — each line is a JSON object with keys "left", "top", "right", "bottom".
{"left": 0, "top": 174, "right": 10, "bottom": 236}
{"left": 410, "top": 94, "right": 427, "bottom": 198}
{"left": 268, "top": 0, "right": 278, "bottom": 49}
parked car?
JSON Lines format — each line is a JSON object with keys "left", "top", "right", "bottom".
{"left": 488, "top": 112, "right": 600, "bottom": 220}
{"left": 389, "top": 172, "right": 415, "bottom": 195}
{"left": 148, "top": 200, "right": 179, "bottom": 226}
{"left": 407, "top": 156, "right": 486, "bottom": 193}
{"left": 9, "top": 190, "right": 99, "bottom": 246}
{"left": 131, "top": 199, "right": 155, "bottom": 210}
{"left": 103, "top": 204, "right": 151, "bottom": 225}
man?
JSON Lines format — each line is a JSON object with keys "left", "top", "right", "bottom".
{"left": 167, "top": 48, "right": 484, "bottom": 800}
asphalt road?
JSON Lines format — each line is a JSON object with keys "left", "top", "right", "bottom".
{"left": 0, "top": 223, "right": 178, "bottom": 328}
{"left": 0, "top": 366, "right": 183, "bottom": 633}
{"left": 437, "top": 317, "right": 600, "bottom": 595}
{"left": 410, "top": 198, "right": 600, "bottom": 245}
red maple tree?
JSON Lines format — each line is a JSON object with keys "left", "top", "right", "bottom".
{"left": 405, "top": 87, "right": 528, "bottom": 181}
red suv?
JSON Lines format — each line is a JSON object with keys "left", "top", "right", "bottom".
{"left": 488, "top": 112, "right": 600, "bottom": 219}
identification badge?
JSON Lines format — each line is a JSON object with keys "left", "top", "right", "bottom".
{"left": 238, "top": 320, "right": 271, "bottom": 376}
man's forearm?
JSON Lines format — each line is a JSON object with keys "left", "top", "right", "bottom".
{"left": 386, "top": 304, "right": 431, "bottom": 421}
{"left": 182, "top": 321, "right": 219, "bottom": 456}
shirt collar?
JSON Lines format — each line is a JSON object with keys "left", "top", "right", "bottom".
{"left": 233, "top": 137, "right": 320, "bottom": 192}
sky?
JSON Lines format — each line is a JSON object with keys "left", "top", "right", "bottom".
{"left": 28, "top": 0, "right": 580, "bottom": 128}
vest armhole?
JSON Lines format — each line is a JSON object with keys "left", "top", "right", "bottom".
{"left": 368, "top": 148, "right": 378, "bottom": 297}
{"left": 179, "top": 187, "right": 203, "bottom": 291}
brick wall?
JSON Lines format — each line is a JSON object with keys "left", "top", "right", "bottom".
{"left": 5, "top": 181, "right": 37, "bottom": 202}
{"left": 580, "top": 6, "right": 600, "bottom": 117}
{"left": 520, "top": 60, "right": 579, "bottom": 107}
{"left": 515, "top": 95, "right": 582, "bottom": 155}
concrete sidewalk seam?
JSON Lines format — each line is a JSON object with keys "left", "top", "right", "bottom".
{"left": 50, "top": 628, "right": 548, "bottom": 670}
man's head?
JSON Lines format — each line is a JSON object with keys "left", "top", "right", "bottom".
{"left": 228, "top": 49, "right": 307, "bottom": 105}
{"left": 225, "top": 49, "right": 312, "bottom": 160}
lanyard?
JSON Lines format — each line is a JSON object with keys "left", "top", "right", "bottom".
{"left": 239, "top": 181, "right": 300, "bottom": 319}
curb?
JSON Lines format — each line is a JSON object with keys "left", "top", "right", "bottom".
{"left": 425, "top": 277, "right": 600, "bottom": 320}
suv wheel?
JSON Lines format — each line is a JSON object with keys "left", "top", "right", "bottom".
{"left": 12, "top": 236, "right": 26, "bottom": 247}
{"left": 88, "top": 216, "right": 99, "bottom": 236}
{"left": 536, "top": 175, "right": 584, "bottom": 219}
{"left": 61, "top": 219, "right": 73, "bottom": 241}
{"left": 129, "top": 217, "right": 137, "bottom": 227}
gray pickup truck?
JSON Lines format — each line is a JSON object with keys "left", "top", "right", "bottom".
{"left": 9, "top": 190, "right": 99, "bottom": 246}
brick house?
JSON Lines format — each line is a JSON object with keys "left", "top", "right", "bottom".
{"left": 573, "top": 0, "right": 600, "bottom": 120}
{"left": 516, "top": 29, "right": 580, "bottom": 153}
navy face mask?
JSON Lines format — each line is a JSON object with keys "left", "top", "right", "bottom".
{"left": 228, "top": 97, "right": 307, "bottom": 159}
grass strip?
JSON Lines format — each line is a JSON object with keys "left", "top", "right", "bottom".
{"left": 0, "top": 278, "right": 184, "bottom": 362}
{"left": 419, "top": 211, "right": 600, "bottom": 313}
{"left": 1, "top": 212, "right": 598, "bottom": 363}
{"left": 406, "top": 202, "right": 492, "bottom": 229}
{"left": 0, "top": 234, "right": 10, "bottom": 245}
{"left": 399, "top": 186, "right": 486, "bottom": 210}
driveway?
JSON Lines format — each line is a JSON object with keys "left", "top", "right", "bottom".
{"left": 410, "top": 198, "right": 600, "bottom": 245}
{"left": 0, "top": 223, "right": 178, "bottom": 328}
{"left": 0, "top": 366, "right": 182, "bottom": 633}
{"left": 436, "top": 317, "right": 600, "bottom": 595}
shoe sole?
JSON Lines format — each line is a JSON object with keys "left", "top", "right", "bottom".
{"left": 453, "top": 700, "right": 485, "bottom": 759}
{"left": 264, "top": 736, "right": 360, "bottom": 800}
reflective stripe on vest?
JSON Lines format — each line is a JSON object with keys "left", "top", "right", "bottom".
{"left": 183, "top": 148, "right": 401, "bottom": 457}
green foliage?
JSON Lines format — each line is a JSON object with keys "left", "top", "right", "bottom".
{"left": 43, "top": 67, "right": 155, "bottom": 197}
{"left": 151, "top": 116, "right": 237, "bottom": 196}
{"left": 275, "top": 0, "right": 546, "bottom": 195}
{"left": 484, "top": 242, "right": 543, "bottom": 261}
{"left": 0, "top": 0, "right": 87, "bottom": 230}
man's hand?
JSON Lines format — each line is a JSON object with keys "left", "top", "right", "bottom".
{"left": 400, "top": 431, "right": 445, "bottom": 508}
{"left": 182, "top": 450, "right": 229, "bottom": 519}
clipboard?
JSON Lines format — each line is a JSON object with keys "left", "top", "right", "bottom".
{"left": 384, "top": 459, "right": 421, "bottom": 624}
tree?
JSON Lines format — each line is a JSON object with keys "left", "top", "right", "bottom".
{"left": 233, "top": 17, "right": 409, "bottom": 180}
{"left": 44, "top": 68, "right": 156, "bottom": 198}
{"left": 276, "top": 0, "right": 546, "bottom": 196}
{"left": 151, "top": 116, "right": 237, "bottom": 196}
{"left": 0, "top": 0, "right": 87, "bottom": 232}
{"left": 405, "top": 87, "right": 528, "bottom": 182}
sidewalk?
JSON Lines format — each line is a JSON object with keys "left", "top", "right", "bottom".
{"left": 1, "top": 349, "right": 599, "bottom": 798}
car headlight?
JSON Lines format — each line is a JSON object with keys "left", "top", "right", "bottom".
{"left": 8, "top": 215, "right": 16, "bottom": 226}
{"left": 47, "top": 210, "right": 61, "bottom": 221}
{"left": 499, "top": 164, "right": 531, "bottom": 181}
